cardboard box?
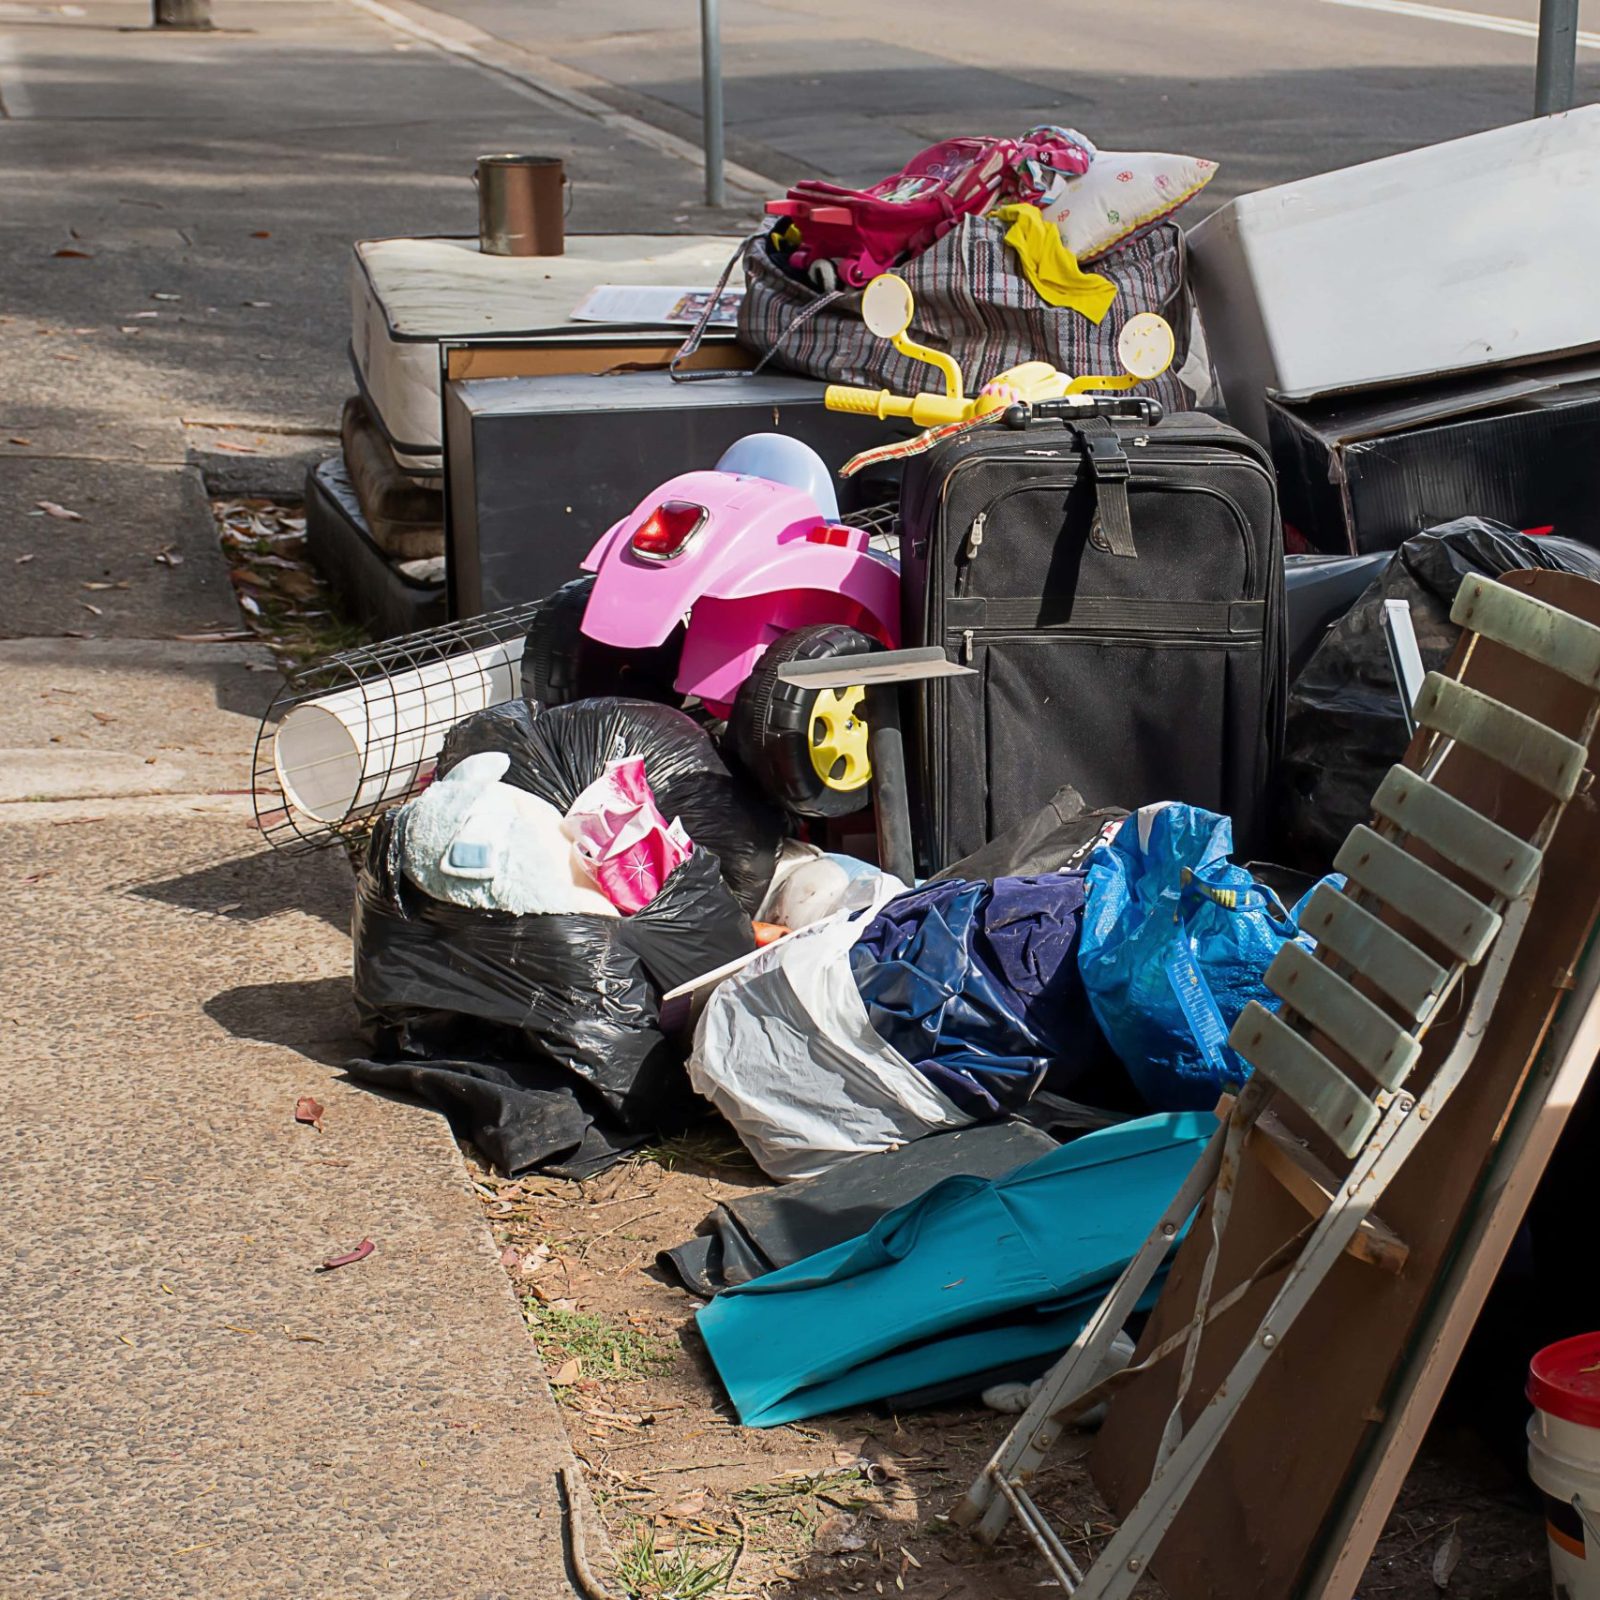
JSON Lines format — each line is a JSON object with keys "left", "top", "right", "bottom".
{"left": 1190, "top": 106, "right": 1600, "bottom": 445}
{"left": 1268, "top": 360, "right": 1600, "bottom": 555}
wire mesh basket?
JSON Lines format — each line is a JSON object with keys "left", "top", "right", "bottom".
{"left": 845, "top": 499, "right": 900, "bottom": 559}
{"left": 256, "top": 496, "right": 904, "bottom": 855}
{"left": 252, "top": 599, "right": 547, "bottom": 855}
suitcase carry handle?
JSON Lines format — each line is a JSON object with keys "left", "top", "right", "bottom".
{"left": 1001, "top": 395, "right": 1164, "bottom": 429}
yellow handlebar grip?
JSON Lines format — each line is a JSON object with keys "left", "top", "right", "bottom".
{"left": 824, "top": 385, "right": 890, "bottom": 416}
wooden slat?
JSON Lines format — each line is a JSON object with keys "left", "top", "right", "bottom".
{"left": 1453, "top": 574, "right": 1600, "bottom": 689}
{"left": 1335, "top": 826, "right": 1502, "bottom": 966}
{"left": 1214, "top": 1096, "right": 1409, "bottom": 1275}
{"left": 1371, "top": 765, "right": 1542, "bottom": 900}
{"left": 1229, "top": 1002, "right": 1380, "bottom": 1159}
{"left": 1299, "top": 883, "right": 1448, "bottom": 1022}
{"left": 1266, "top": 943, "right": 1421, "bottom": 1092}
{"left": 1414, "top": 673, "right": 1586, "bottom": 800}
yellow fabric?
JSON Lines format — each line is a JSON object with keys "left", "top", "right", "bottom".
{"left": 992, "top": 203, "right": 1117, "bottom": 324}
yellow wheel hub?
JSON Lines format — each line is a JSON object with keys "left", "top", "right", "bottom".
{"left": 808, "top": 684, "right": 871, "bottom": 792}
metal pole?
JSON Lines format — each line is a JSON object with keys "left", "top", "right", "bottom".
{"left": 864, "top": 684, "right": 915, "bottom": 886}
{"left": 152, "top": 0, "right": 213, "bottom": 26}
{"left": 699, "top": 0, "right": 726, "bottom": 208}
{"left": 1534, "top": 0, "right": 1578, "bottom": 114}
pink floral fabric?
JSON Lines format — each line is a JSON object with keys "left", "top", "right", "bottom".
{"left": 562, "top": 758, "right": 692, "bottom": 916}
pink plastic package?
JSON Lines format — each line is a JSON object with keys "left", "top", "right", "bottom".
{"left": 562, "top": 757, "right": 692, "bottom": 915}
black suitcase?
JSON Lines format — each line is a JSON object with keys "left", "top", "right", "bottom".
{"left": 898, "top": 407, "right": 1284, "bottom": 872}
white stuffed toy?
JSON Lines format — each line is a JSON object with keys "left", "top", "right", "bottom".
{"left": 400, "top": 751, "right": 618, "bottom": 917}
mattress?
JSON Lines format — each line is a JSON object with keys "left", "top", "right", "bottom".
{"left": 350, "top": 234, "right": 747, "bottom": 475}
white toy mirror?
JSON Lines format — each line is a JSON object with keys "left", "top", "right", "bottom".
{"left": 861, "top": 274, "right": 915, "bottom": 341}
{"left": 1117, "top": 312, "right": 1177, "bottom": 381}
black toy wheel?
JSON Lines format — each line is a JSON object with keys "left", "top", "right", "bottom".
{"left": 730, "top": 623, "right": 877, "bottom": 819}
{"left": 522, "top": 575, "right": 680, "bottom": 707}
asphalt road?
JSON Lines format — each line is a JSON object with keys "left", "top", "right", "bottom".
{"left": 410, "top": 0, "right": 1600, "bottom": 207}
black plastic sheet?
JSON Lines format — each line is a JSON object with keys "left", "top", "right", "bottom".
{"left": 1276, "top": 520, "right": 1600, "bottom": 871}
{"left": 660, "top": 1121, "right": 1059, "bottom": 1298}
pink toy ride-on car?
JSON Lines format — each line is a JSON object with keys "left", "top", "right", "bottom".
{"left": 521, "top": 434, "right": 899, "bottom": 820}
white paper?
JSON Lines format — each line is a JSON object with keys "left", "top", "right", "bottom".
{"left": 569, "top": 284, "right": 744, "bottom": 327}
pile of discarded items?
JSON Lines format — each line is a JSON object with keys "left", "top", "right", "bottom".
{"left": 258, "top": 108, "right": 1600, "bottom": 1599}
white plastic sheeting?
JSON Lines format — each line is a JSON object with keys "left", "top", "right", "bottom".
{"left": 689, "top": 878, "right": 970, "bottom": 1181}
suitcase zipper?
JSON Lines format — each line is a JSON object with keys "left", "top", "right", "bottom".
{"left": 954, "top": 474, "right": 1259, "bottom": 599}
{"left": 950, "top": 627, "right": 1258, "bottom": 651}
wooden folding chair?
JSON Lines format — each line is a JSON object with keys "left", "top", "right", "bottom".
{"left": 954, "top": 574, "right": 1600, "bottom": 1598}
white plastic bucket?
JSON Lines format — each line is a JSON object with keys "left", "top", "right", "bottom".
{"left": 1528, "top": 1333, "right": 1600, "bottom": 1598}
{"left": 272, "top": 638, "right": 524, "bottom": 824}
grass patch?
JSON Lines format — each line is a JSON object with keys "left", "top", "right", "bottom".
{"left": 635, "top": 1127, "right": 762, "bottom": 1178}
{"left": 613, "top": 1525, "right": 736, "bottom": 1600}
{"left": 731, "top": 1468, "right": 870, "bottom": 1531}
{"left": 524, "top": 1301, "right": 673, "bottom": 1383}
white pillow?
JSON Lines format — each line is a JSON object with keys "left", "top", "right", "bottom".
{"left": 1042, "top": 151, "right": 1219, "bottom": 262}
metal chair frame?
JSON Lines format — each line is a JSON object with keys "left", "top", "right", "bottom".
{"left": 955, "top": 575, "right": 1600, "bottom": 1598}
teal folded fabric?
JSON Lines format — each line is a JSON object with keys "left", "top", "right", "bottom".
{"left": 697, "top": 1111, "right": 1212, "bottom": 1426}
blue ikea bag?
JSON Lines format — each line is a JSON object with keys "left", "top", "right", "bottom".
{"left": 1078, "top": 804, "right": 1329, "bottom": 1110}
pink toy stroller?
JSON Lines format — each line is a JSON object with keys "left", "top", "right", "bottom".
{"left": 766, "top": 127, "right": 1095, "bottom": 289}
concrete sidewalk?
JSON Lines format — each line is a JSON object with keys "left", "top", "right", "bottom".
{"left": 0, "top": 1, "right": 737, "bottom": 1592}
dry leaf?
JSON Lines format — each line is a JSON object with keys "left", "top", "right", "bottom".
{"left": 89, "top": 711, "right": 115, "bottom": 725}
{"left": 498, "top": 1245, "right": 520, "bottom": 1269}
{"left": 53, "top": 248, "right": 92, "bottom": 259}
{"left": 294, "top": 1095, "right": 324, "bottom": 1131}
{"left": 15, "top": 554, "right": 34, "bottom": 565}
{"left": 242, "top": 299, "right": 273, "bottom": 307}
{"left": 8, "top": 436, "right": 32, "bottom": 446}
{"left": 251, "top": 230, "right": 271, "bottom": 239}
{"left": 154, "top": 547, "right": 184, "bottom": 567}
{"left": 150, "top": 291, "right": 181, "bottom": 302}
{"left": 814, "top": 1514, "right": 867, "bottom": 1555}
{"left": 210, "top": 440, "right": 260, "bottom": 454}
{"left": 267, "top": 568, "right": 319, "bottom": 601}
{"left": 317, "top": 1238, "right": 373, "bottom": 1272}
{"left": 36, "top": 500, "right": 82, "bottom": 521}
{"left": 551, "top": 1358, "right": 582, "bottom": 1386}
{"left": 662, "top": 1490, "right": 707, "bottom": 1521}
{"left": 1432, "top": 1526, "right": 1462, "bottom": 1589}
{"left": 80, "top": 602, "right": 102, "bottom": 616}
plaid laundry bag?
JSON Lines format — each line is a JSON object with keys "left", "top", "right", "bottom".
{"left": 736, "top": 217, "right": 1195, "bottom": 414}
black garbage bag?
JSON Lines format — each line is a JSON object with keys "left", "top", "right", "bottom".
{"left": 1276, "top": 518, "right": 1600, "bottom": 871}
{"left": 930, "top": 784, "right": 1125, "bottom": 882}
{"left": 347, "top": 807, "right": 755, "bottom": 1176}
{"left": 440, "top": 697, "right": 784, "bottom": 914}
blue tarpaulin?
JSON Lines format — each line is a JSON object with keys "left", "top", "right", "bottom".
{"left": 697, "top": 1111, "right": 1212, "bottom": 1426}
